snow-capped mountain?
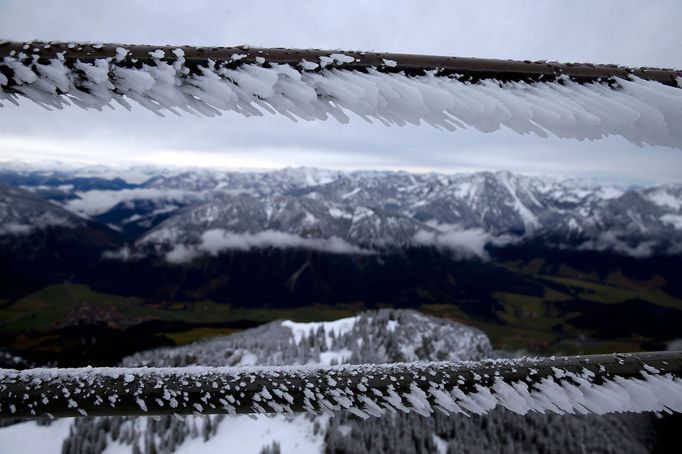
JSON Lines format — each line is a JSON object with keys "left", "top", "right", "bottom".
{"left": 135, "top": 168, "right": 682, "bottom": 260}
{"left": 144, "top": 167, "right": 342, "bottom": 194}
{"left": 0, "top": 184, "right": 123, "bottom": 300}
{"left": 1, "top": 164, "right": 681, "bottom": 260}
{"left": 0, "top": 310, "right": 654, "bottom": 453}
{"left": 0, "top": 184, "right": 81, "bottom": 235}
{"left": 139, "top": 192, "right": 426, "bottom": 255}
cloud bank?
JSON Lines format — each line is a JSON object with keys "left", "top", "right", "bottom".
{"left": 412, "top": 223, "right": 521, "bottom": 259}
{"left": 165, "top": 229, "right": 372, "bottom": 264}
{"left": 576, "top": 232, "right": 682, "bottom": 258}
{"left": 65, "top": 188, "right": 196, "bottom": 217}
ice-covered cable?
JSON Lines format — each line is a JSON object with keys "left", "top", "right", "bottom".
{"left": 1, "top": 351, "right": 681, "bottom": 419}
{"left": 1, "top": 50, "right": 682, "bottom": 148}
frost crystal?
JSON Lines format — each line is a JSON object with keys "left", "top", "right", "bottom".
{"left": 0, "top": 352, "right": 680, "bottom": 419}
{"left": 1, "top": 54, "right": 680, "bottom": 147}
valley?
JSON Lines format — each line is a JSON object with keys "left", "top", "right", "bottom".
{"left": 2, "top": 250, "right": 680, "bottom": 365}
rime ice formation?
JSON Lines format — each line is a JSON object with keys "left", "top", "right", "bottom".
{"left": 1, "top": 51, "right": 681, "bottom": 147}
{"left": 1, "top": 353, "right": 681, "bottom": 419}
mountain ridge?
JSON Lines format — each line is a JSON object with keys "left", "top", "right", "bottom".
{"left": 2, "top": 164, "right": 681, "bottom": 261}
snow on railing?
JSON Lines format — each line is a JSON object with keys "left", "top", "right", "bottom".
{"left": 1, "top": 41, "right": 681, "bottom": 148}
{"left": 1, "top": 351, "right": 681, "bottom": 419}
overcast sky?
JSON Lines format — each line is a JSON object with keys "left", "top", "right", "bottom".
{"left": 1, "top": 0, "right": 681, "bottom": 182}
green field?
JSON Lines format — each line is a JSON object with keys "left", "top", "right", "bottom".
{"left": 421, "top": 263, "right": 682, "bottom": 355}
{"left": 1, "top": 260, "right": 680, "bottom": 358}
{"left": 540, "top": 275, "right": 682, "bottom": 309}
{"left": 0, "top": 283, "right": 360, "bottom": 340}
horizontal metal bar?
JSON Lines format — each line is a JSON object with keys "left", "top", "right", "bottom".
{"left": 1, "top": 41, "right": 680, "bottom": 86}
{"left": 1, "top": 351, "right": 681, "bottom": 419}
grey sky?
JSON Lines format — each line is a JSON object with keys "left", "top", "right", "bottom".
{"left": 1, "top": 0, "right": 681, "bottom": 182}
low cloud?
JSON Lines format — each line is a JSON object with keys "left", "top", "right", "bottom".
{"left": 576, "top": 232, "right": 663, "bottom": 258}
{"left": 0, "top": 222, "right": 33, "bottom": 235}
{"left": 65, "top": 188, "right": 196, "bottom": 217}
{"left": 661, "top": 214, "right": 682, "bottom": 230}
{"left": 109, "top": 227, "right": 679, "bottom": 265}
{"left": 414, "top": 222, "right": 679, "bottom": 259}
{"left": 0, "top": 213, "right": 75, "bottom": 236}
{"left": 165, "top": 229, "right": 372, "bottom": 264}
{"left": 412, "top": 224, "right": 519, "bottom": 258}
{"left": 102, "top": 245, "right": 146, "bottom": 261}
{"left": 165, "top": 244, "right": 201, "bottom": 264}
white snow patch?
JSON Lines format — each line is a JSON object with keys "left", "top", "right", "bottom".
{"left": 328, "top": 207, "right": 352, "bottom": 219}
{"left": 330, "top": 53, "right": 355, "bottom": 64}
{"left": 497, "top": 173, "right": 539, "bottom": 230}
{"left": 149, "top": 49, "right": 165, "bottom": 59}
{"left": 282, "top": 316, "right": 358, "bottom": 347}
{"left": 115, "top": 47, "right": 128, "bottom": 61}
{"left": 299, "top": 59, "right": 318, "bottom": 70}
{"left": 318, "top": 56, "right": 333, "bottom": 67}
{"left": 341, "top": 187, "right": 361, "bottom": 200}
{"left": 432, "top": 434, "right": 448, "bottom": 454}
{"left": 319, "top": 349, "right": 352, "bottom": 365}
{"left": 172, "top": 414, "right": 326, "bottom": 454}
{"left": 0, "top": 418, "right": 72, "bottom": 454}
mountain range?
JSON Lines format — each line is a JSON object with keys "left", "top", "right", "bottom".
{"left": 2, "top": 163, "right": 681, "bottom": 261}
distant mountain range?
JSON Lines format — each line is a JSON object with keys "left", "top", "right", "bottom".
{"left": 1, "top": 163, "right": 681, "bottom": 262}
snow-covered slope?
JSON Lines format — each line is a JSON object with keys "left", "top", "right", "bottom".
{"left": 0, "top": 309, "right": 656, "bottom": 454}
{"left": 0, "top": 184, "right": 80, "bottom": 235}
{"left": 122, "top": 310, "right": 492, "bottom": 368}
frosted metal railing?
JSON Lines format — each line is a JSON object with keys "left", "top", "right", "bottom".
{"left": 1, "top": 41, "right": 680, "bottom": 85}
{"left": 3, "top": 41, "right": 681, "bottom": 148}
{"left": 1, "top": 351, "right": 681, "bottom": 419}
